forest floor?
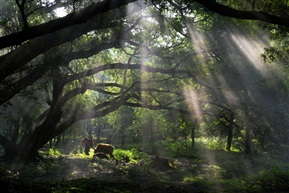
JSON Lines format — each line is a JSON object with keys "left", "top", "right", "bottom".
{"left": 1, "top": 147, "right": 289, "bottom": 193}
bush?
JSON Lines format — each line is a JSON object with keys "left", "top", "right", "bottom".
{"left": 252, "top": 168, "right": 289, "bottom": 191}
{"left": 159, "top": 140, "right": 198, "bottom": 159}
{"left": 114, "top": 148, "right": 150, "bottom": 165}
{"left": 49, "top": 148, "right": 62, "bottom": 156}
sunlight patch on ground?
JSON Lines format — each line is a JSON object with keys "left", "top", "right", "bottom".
{"left": 48, "top": 156, "right": 115, "bottom": 180}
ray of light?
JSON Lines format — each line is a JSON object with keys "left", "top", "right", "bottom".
{"left": 183, "top": 88, "right": 223, "bottom": 187}
{"left": 187, "top": 26, "right": 210, "bottom": 65}
{"left": 230, "top": 33, "right": 270, "bottom": 77}
{"left": 183, "top": 88, "right": 203, "bottom": 123}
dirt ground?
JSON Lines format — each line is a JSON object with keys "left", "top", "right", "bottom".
{"left": 2, "top": 153, "right": 289, "bottom": 193}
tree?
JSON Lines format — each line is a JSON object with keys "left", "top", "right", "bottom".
{"left": 0, "top": 0, "right": 289, "bottom": 163}
{"left": 108, "top": 106, "right": 135, "bottom": 146}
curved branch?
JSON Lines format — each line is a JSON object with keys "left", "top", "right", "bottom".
{"left": 0, "top": 65, "right": 48, "bottom": 104}
{"left": 1, "top": 0, "right": 288, "bottom": 51}
{"left": 53, "top": 93, "right": 132, "bottom": 137}
{"left": 0, "top": 40, "right": 119, "bottom": 105}
{"left": 193, "top": 0, "right": 289, "bottom": 27}
{"left": 66, "top": 63, "right": 189, "bottom": 83}
{"left": 0, "top": 0, "right": 140, "bottom": 49}
{"left": 60, "top": 83, "right": 125, "bottom": 105}
{"left": 124, "top": 101, "right": 190, "bottom": 114}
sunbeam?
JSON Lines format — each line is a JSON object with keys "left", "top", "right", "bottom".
{"left": 183, "top": 88, "right": 203, "bottom": 123}
{"left": 188, "top": 27, "right": 210, "bottom": 64}
{"left": 230, "top": 33, "right": 270, "bottom": 77}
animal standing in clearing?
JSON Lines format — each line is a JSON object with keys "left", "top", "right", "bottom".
{"left": 94, "top": 143, "right": 114, "bottom": 159}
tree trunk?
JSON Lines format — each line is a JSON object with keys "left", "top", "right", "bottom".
{"left": 49, "top": 139, "right": 53, "bottom": 148}
{"left": 191, "top": 121, "right": 197, "bottom": 148}
{"left": 0, "top": 135, "right": 18, "bottom": 162}
{"left": 62, "top": 132, "right": 65, "bottom": 142}
{"left": 226, "top": 126, "right": 233, "bottom": 151}
{"left": 244, "top": 126, "right": 252, "bottom": 154}
{"left": 54, "top": 135, "right": 61, "bottom": 148}
{"left": 96, "top": 126, "right": 101, "bottom": 142}
{"left": 243, "top": 108, "right": 252, "bottom": 154}
{"left": 226, "top": 111, "right": 234, "bottom": 151}
{"left": 0, "top": 72, "right": 128, "bottom": 163}
{"left": 121, "top": 131, "right": 125, "bottom": 147}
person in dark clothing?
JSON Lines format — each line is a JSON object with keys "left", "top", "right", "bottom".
{"left": 82, "top": 136, "right": 94, "bottom": 155}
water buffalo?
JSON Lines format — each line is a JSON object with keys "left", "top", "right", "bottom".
{"left": 94, "top": 143, "right": 114, "bottom": 159}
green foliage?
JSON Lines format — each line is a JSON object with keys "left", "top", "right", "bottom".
{"left": 49, "top": 148, "right": 62, "bottom": 156}
{"left": 261, "top": 47, "right": 285, "bottom": 63}
{"left": 159, "top": 139, "right": 197, "bottom": 158}
{"left": 114, "top": 148, "right": 150, "bottom": 165}
{"left": 251, "top": 167, "right": 289, "bottom": 192}
{"left": 2, "top": 143, "right": 289, "bottom": 193}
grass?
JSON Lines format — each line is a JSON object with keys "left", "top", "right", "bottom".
{"left": 1, "top": 139, "right": 289, "bottom": 193}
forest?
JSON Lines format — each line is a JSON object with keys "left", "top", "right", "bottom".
{"left": 1, "top": 0, "right": 289, "bottom": 192}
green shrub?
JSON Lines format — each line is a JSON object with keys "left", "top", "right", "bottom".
{"left": 252, "top": 168, "right": 289, "bottom": 191}
{"left": 114, "top": 148, "right": 150, "bottom": 165}
{"left": 159, "top": 140, "right": 198, "bottom": 159}
{"left": 49, "top": 148, "right": 62, "bottom": 156}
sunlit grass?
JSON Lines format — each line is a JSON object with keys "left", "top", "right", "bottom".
{"left": 3, "top": 141, "right": 289, "bottom": 192}
{"left": 114, "top": 148, "right": 150, "bottom": 165}
{"left": 183, "top": 175, "right": 205, "bottom": 183}
{"left": 49, "top": 148, "right": 62, "bottom": 157}
{"left": 69, "top": 148, "right": 95, "bottom": 159}
{"left": 195, "top": 137, "right": 222, "bottom": 149}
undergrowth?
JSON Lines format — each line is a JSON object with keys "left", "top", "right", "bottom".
{"left": 1, "top": 140, "right": 289, "bottom": 193}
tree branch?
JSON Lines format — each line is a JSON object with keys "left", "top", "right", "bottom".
{"left": 124, "top": 101, "right": 190, "bottom": 114}
{"left": 66, "top": 63, "right": 189, "bottom": 83}
{"left": 52, "top": 93, "right": 132, "bottom": 137}
{"left": 16, "top": 0, "right": 29, "bottom": 29}
{"left": 1, "top": 0, "right": 288, "bottom": 51}
{"left": 0, "top": 0, "right": 144, "bottom": 49}
{"left": 0, "top": 41, "right": 119, "bottom": 105}
{"left": 193, "top": 0, "right": 289, "bottom": 26}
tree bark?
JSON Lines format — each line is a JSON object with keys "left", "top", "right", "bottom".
{"left": 193, "top": 0, "right": 289, "bottom": 27}
{"left": 243, "top": 107, "right": 252, "bottom": 154}
{"left": 244, "top": 126, "right": 252, "bottom": 154}
{"left": 0, "top": 0, "right": 150, "bottom": 82}
{"left": 226, "top": 111, "right": 234, "bottom": 151}
{"left": 191, "top": 121, "right": 196, "bottom": 148}
{"left": 0, "top": 0, "right": 140, "bottom": 49}
{"left": 0, "top": 0, "right": 288, "bottom": 50}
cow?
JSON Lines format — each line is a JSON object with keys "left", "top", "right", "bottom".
{"left": 94, "top": 143, "right": 114, "bottom": 159}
